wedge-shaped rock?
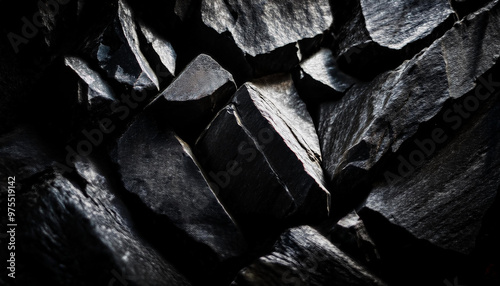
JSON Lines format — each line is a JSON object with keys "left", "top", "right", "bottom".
{"left": 361, "top": 96, "right": 500, "bottom": 255}
{"left": 94, "top": 0, "right": 160, "bottom": 91}
{"left": 331, "top": 0, "right": 455, "bottom": 79}
{"left": 295, "top": 48, "right": 357, "bottom": 101}
{"left": 201, "top": 0, "right": 332, "bottom": 74}
{"left": 155, "top": 54, "right": 236, "bottom": 142}
{"left": 231, "top": 226, "right": 387, "bottom": 286}
{"left": 138, "top": 20, "right": 176, "bottom": 86}
{"left": 319, "top": 1, "right": 500, "bottom": 193}
{"left": 113, "top": 108, "right": 246, "bottom": 260}
{"left": 196, "top": 104, "right": 296, "bottom": 224}
{"left": 196, "top": 74, "right": 330, "bottom": 228}
{"left": 13, "top": 160, "right": 190, "bottom": 286}
{"left": 65, "top": 56, "right": 116, "bottom": 109}
{"left": 327, "top": 211, "right": 381, "bottom": 272}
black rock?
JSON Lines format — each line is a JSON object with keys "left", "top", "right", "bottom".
{"left": 92, "top": 0, "right": 160, "bottom": 92}
{"left": 319, "top": 1, "right": 500, "bottom": 200}
{"left": 16, "top": 165, "right": 191, "bottom": 286}
{"left": 231, "top": 226, "right": 387, "bottom": 286}
{"left": 294, "top": 48, "right": 357, "bottom": 102}
{"left": 137, "top": 20, "right": 176, "bottom": 87}
{"left": 0, "top": 129, "right": 191, "bottom": 286}
{"left": 113, "top": 108, "right": 247, "bottom": 260}
{"left": 155, "top": 54, "right": 236, "bottom": 143}
{"left": 327, "top": 211, "right": 382, "bottom": 273}
{"left": 64, "top": 56, "right": 116, "bottom": 110}
{"left": 331, "top": 0, "right": 455, "bottom": 79}
{"left": 196, "top": 74, "right": 330, "bottom": 232}
{"left": 201, "top": 0, "right": 332, "bottom": 75}
{"left": 361, "top": 95, "right": 500, "bottom": 255}
{"left": 196, "top": 104, "right": 296, "bottom": 227}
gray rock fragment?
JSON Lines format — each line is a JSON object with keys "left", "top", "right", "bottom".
{"left": 196, "top": 74, "right": 330, "bottom": 229}
{"left": 113, "top": 109, "right": 246, "bottom": 260}
{"left": 94, "top": 0, "right": 160, "bottom": 91}
{"left": 153, "top": 54, "right": 236, "bottom": 142}
{"left": 361, "top": 96, "right": 500, "bottom": 254}
{"left": 231, "top": 226, "right": 387, "bottom": 286}
{"left": 1, "top": 131, "right": 190, "bottom": 286}
{"left": 64, "top": 56, "right": 116, "bottom": 107}
{"left": 201, "top": 0, "right": 332, "bottom": 74}
{"left": 331, "top": 0, "right": 455, "bottom": 79}
{"left": 319, "top": 1, "right": 500, "bottom": 193}
{"left": 138, "top": 21, "right": 176, "bottom": 79}
{"left": 296, "top": 48, "right": 357, "bottom": 101}
{"left": 328, "top": 211, "right": 381, "bottom": 271}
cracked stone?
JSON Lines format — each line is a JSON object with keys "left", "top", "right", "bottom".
{"left": 331, "top": 0, "right": 455, "bottom": 79}
{"left": 196, "top": 74, "right": 330, "bottom": 232}
{"left": 318, "top": 1, "right": 500, "bottom": 198}
{"left": 112, "top": 107, "right": 247, "bottom": 260}
{"left": 361, "top": 95, "right": 500, "bottom": 255}
{"left": 201, "top": 0, "right": 332, "bottom": 75}
{"left": 231, "top": 226, "right": 387, "bottom": 286}
{"left": 154, "top": 54, "right": 236, "bottom": 143}
{"left": 294, "top": 48, "right": 358, "bottom": 102}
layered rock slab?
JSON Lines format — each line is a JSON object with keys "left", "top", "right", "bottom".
{"left": 113, "top": 106, "right": 246, "bottom": 260}
{"left": 154, "top": 54, "right": 236, "bottom": 142}
{"left": 201, "top": 0, "right": 332, "bottom": 75}
{"left": 196, "top": 74, "right": 330, "bottom": 230}
{"left": 0, "top": 130, "right": 190, "bottom": 286}
{"left": 361, "top": 95, "right": 500, "bottom": 255}
{"left": 319, "top": 0, "right": 500, "bottom": 195}
{"left": 231, "top": 226, "right": 387, "bottom": 286}
{"left": 331, "top": 0, "right": 455, "bottom": 79}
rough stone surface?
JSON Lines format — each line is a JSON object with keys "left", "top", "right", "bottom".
{"left": 113, "top": 108, "right": 246, "bottom": 260}
{"left": 319, "top": 1, "right": 500, "bottom": 193}
{"left": 65, "top": 56, "right": 116, "bottom": 106}
{"left": 331, "top": 0, "right": 455, "bottom": 79}
{"left": 327, "top": 211, "right": 381, "bottom": 271}
{"left": 231, "top": 226, "right": 387, "bottom": 286}
{"left": 295, "top": 48, "right": 357, "bottom": 101}
{"left": 0, "top": 131, "right": 190, "bottom": 286}
{"left": 196, "top": 75, "right": 330, "bottom": 229}
{"left": 93, "top": 0, "right": 159, "bottom": 91}
{"left": 156, "top": 54, "right": 236, "bottom": 142}
{"left": 201, "top": 0, "right": 332, "bottom": 75}
{"left": 2, "top": 0, "right": 500, "bottom": 285}
{"left": 362, "top": 96, "right": 500, "bottom": 254}
{"left": 201, "top": 0, "right": 332, "bottom": 57}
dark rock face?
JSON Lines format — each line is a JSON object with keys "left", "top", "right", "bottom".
{"left": 0, "top": 130, "right": 190, "bottom": 286}
{"left": 331, "top": 0, "right": 455, "bottom": 79}
{"left": 201, "top": 0, "right": 332, "bottom": 75}
{"left": 294, "top": 48, "right": 357, "bottom": 102}
{"left": 93, "top": 0, "right": 159, "bottom": 91}
{"left": 2, "top": 0, "right": 500, "bottom": 285}
{"left": 319, "top": 0, "right": 500, "bottom": 196}
{"left": 327, "top": 211, "right": 382, "bottom": 272}
{"left": 113, "top": 109, "right": 246, "bottom": 260}
{"left": 65, "top": 56, "right": 116, "bottom": 108}
{"left": 156, "top": 54, "right": 236, "bottom": 142}
{"left": 196, "top": 74, "right": 330, "bottom": 231}
{"left": 361, "top": 95, "right": 500, "bottom": 255}
{"left": 231, "top": 226, "right": 387, "bottom": 286}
